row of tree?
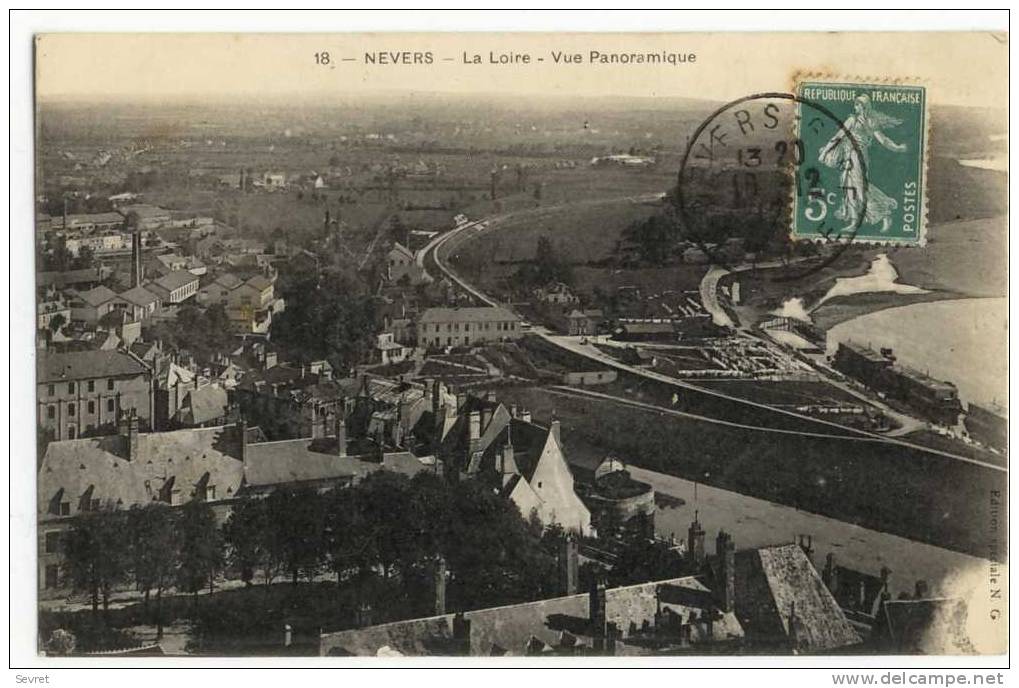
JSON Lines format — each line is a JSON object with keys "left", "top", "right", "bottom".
{"left": 61, "top": 471, "right": 566, "bottom": 640}
{"left": 221, "top": 471, "right": 563, "bottom": 611}
{"left": 64, "top": 499, "right": 222, "bottom": 639}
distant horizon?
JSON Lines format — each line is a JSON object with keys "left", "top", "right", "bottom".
{"left": 35, "top": 89, "right": 1007, "bottom": 118}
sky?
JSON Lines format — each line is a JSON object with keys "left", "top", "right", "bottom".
{"left": 36, "top": 32, "right": 1008, "bottom": 109}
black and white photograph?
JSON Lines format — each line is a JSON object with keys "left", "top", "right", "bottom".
{"left": 8, "top": 10, "right": 1011, "bottom": 677}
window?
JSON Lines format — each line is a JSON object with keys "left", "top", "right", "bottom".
{"left": 45, "top": 565, "right": 59, "bottom": 589}
{"left": 45, "top": 531, "right": 61, "bottom": 554}
{"left": 87, "top": 401, "right": 95, "bottom": 415}
{"left": 67, "top": 403, "right": 75, "bottom": 416}
{"left": 68, "top": 382, "right": 76, "bottom": 394}
{"left": 59, "top": 502, "right": 70, "bottom": 516}
{"left": 206, "top": 485, "right": 216, "bottom": 501}
{"left": 67, "top": 425, "right": 76, "bottom": 440}
{"left": 47, "top": 406, "right": 55, "bottom": 420}
{"left": 107, "top": 399, "right": 115, "bottom": 413}
{"left": 47, "top": 384, "right": 54, "bottom": 396}
{"left": 107, "top": 379, "right": 114, "bottom": 391}
{"left": 87, "top": 380, "right": 95, "bottom": 393}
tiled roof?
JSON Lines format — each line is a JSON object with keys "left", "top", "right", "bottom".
{"left": 321, "top": 576, "right": 743, "bottom": 656}
{"left": 179, "top": 385, "right": 229, "bottom": 426}
{"left": 119, "top": 285, "right": 160, "bottom": 307}
{"left": 76, "top": 285, "right": 119, "bottom": 307}
{"left": 38, "top": 426, "right": 245, "bottom": 518}
{"left": 245, "top": 274, "right": 273, "bottom": 291}
{"left": 152, "top": 270, "right": 199, "bottom": 292}
{"left": 242, "top": 439, "right": 429, "bottom": 490}
{"left": 735, "top": 544, "right": 861, "bottom": 653}
{"left": 212, "top": 273, "right": 244, "bottom": 290}
{"left": 419, "top": 307, "right": 519, "bottom": 325}
{"left": 38, "top": 268, "right": 105, "bottom": 287}
{"left": 38, "top": 350, "right": 150, "bottom": 383}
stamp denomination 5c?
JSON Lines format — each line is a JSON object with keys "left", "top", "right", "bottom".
{"left": 795, "top": 80, "right": 928, "bottom": 246}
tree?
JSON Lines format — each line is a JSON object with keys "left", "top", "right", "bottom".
{"left": 175, "top": 501, "right": 224, "bottom": 607}
{"left": 356, "top": 472, "right": 421, "bottom": 580}
{"left": 608, "top": 539, "right": 684, "bottom": 587}
{"left": 267, "top": 487, "right": 325, "bottom": 585}
{"left": 442, "top": 481, "right": 557, "bottom": 610}
{"left": 223, "top": 496, "right": 270, "bottom": 587}
{"left": 127, "top": 504, "right": 177, "bottom": 639}
{"left": 148, "top": 303, "right": 234, "bottom": 361}
{"left": 47, "top": 313, "right": 66, "bottom": 337}
{"left": 74, "top": 244, "right": 96, "bottom": 269}
{"left": 623, "top": 214, "right": 679, "bottom": 266}
{"left": 63, "top": 508, "right": 130, "bottom": 624}
{"left": 323, "top": 486, "right": 376, "bottom": 584}
{"left": 534, "top": 236, "right": 574, "bottom": 286}
{"left": 272, "top": 269, "right": 379, "bottom": 371}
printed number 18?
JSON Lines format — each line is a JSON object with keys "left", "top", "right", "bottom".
{"left": 315, "top": 52, "right": 330, "bottom": 65}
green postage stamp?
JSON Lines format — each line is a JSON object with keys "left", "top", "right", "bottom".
{"left": 794, "top": 80, "right": 928, "bottom": 246}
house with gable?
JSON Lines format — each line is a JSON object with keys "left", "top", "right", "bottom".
{"left": 386, "top": 242, "right": 432, "bottom": 286}
{"left": 416, "top": 383, "right": 592, "bottom": 536}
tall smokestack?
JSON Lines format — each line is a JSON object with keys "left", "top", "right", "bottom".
{"left": 129, "top": 216, "right": 142, "bottom": 288}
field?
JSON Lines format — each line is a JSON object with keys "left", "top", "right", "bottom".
{"left": 689, "top": 379, "right": 867, "bottom": 407}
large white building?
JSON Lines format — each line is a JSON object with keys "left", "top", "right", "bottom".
{"left": 417, "top": 306, "right": 521, "bottom": 348}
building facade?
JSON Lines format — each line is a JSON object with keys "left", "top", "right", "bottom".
{"left": 37, "top": 350, "right": 154, "bottom": 441}
{"left": 417, "top": 307, "right": 521, "bottom": 348}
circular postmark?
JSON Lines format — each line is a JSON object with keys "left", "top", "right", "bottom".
{"left": 676, "top": 92, "right": 868, "bottom": 282}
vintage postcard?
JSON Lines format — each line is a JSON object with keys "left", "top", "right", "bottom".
{"left": 27, "top": 29, "right": 1007, "bottom": 663}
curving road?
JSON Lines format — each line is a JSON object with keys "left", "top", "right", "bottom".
{"left": 422, "top": 199, "right": 1006, "bottom": 474}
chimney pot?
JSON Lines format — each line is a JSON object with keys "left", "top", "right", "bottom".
{"left": 715, "top": 530, "right": 735, "bottom": 613}
{"left": 468, "top": 411, "right": 481, "bottom": 441}
{"left": 123, "top": 410, "right": 140, "bottom": 461}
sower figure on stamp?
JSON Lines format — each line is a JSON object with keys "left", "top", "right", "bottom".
{"left": 819, "top": 94, "right": 908, "bottom": 234}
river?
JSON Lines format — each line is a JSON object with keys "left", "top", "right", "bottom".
{"left": 826, "top": 297, "right": 1008, "bottom": 411}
